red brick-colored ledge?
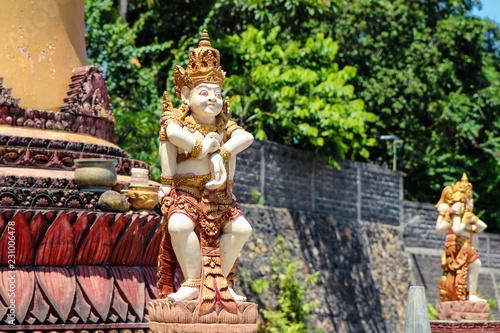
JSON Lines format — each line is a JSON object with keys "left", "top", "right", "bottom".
{"left": 431, "top": 321, "right": 500, "bottom": 332}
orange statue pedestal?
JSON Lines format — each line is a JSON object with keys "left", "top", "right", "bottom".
{"left": 437, "top": 301, "right": 489, "bottom": 321}
{"left": 149, "top": 300, "right": 258, "bottom": 333}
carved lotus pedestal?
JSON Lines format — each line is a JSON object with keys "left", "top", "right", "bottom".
{"left": 0, "top": 210, "right": 162, "bottom": 331}
{"left": 437, "top": 301, "right": 490, "bottom": 320}
{"left": 149, "top": 299, "right": 258, "bottom": 333}
{"left": 430, "top": 301, "right": 493, "bottom": 332}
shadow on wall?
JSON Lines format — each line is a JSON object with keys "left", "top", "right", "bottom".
{"left": 235, "top": 204, "right": 400, "bottom": 333}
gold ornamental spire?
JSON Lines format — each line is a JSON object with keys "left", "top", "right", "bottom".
{"left": 174, "top": 30, "right": 226, "bottom": 98}
{"left": 199, "top": 30, "right": 212, "bottom": 47}
{"left": 461, "top": 173, "right": 469, "bottom": 183}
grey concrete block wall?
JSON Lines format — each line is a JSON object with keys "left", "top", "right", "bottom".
{"left": 234, "top": 140, "right": 403, "bottom": 224}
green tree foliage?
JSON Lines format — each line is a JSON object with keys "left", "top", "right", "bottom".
{"left": 204, "top": 0, "right": 500, "bottom": 229}
{"left": 85, "top": 0, "right": 500, "bottom": 229}
{"left": 329, "top": 0, "right": 500, "bottom": 229}
{"left": 224, "top": 26, "right": 375, "bottom": 165}
{"left": 84, "top": 0, "right": 371, "bottom": 177}
{"left": 85, "top": 0, "right": 174, "bottom": 179}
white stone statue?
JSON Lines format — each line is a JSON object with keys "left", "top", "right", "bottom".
{"left": 156, "top": 30, "right": 254, "bottom": 315}
{"left": 435, "top": 173, "right": 487, "bottom": 303}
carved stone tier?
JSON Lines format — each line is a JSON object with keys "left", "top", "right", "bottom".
{"left": 0, "top": 209, "right": 162, "bottom": 325}
{"left": 0, "top": 166, "right": 157, "bottom": 210}
{"left": 431, "top": 321, "right": 500, "bottom": 332}
{"left": 0, "top": 70, "right": 152, "bottom": 200}
{"left": 0, "top": 75, "right": 152, "bottom": 212}
{"left": 0, "top": 187, "right": 101, "bottom": 210}
{"left": 437, "top": 301, "right": 490, "bottom": 321}
{"left": 0, "top": 326, "right": 149, "bottom": 333}
{"left": 149, "top": 300, "right": 258, "bottom": 333}
{"left": 0, "top": 128, "right": 150, "bottom": 176}
{"left": 0, "top": 67, "right": 115, "bottom": 143}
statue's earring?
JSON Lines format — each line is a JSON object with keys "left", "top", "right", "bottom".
{"left": 181, "top": 86, "right": 191, "bottom": 103}
{"left": 180, "top": 100, "right": 189, "bottom": 118}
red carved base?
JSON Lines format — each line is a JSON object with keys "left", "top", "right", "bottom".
{"left": 0, "top": 209, "right": 163, "bottom": 326}
{"left": 149, "top": 300, "right": 258, "bottom": 333}
{"left": 437, "top": 301, "right": 490, "bottom": 321}
{"left": 0, "top": 266, "right": 158, "bottom": 325}
{"left": 431, "top": 321, "right": 500, "bottom": 332}
{"left": 0, "top": 324, "right": 149, "bottom": 333}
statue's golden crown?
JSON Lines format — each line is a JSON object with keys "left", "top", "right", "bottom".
{"left": 174, "top": 30, "right": 226, "bottom": 99}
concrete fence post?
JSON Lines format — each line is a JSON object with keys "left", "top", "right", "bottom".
{"left": 404, "top": 286, "right": 431, "bottom": 333}
{"left": 356, "top": 166, "right": 362, "bottom": 223}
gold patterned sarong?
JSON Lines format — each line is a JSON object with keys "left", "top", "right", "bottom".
{"left": 157, "top": 174, "right": 242, "bottom": 314}
{"left": 439, "top": 233, "right": 479, "bottom": 301}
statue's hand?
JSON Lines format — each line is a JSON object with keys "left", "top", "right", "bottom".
{"left": 197, "top": 136, "right": 220, "bottom": 159}
{"left": 158, "top": 185, "right": 171, "bottom": 204}
{"left": 452, "top": 202, "right": 465, "bottom": 214}
{"left": 206, "top": 153, "right": 227, "bottom": 190}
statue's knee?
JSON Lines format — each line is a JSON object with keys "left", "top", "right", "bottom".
{"left": 234, "top": 216, "right": 252, "bottom": 239}
{"left": 168, "top": 213, "right": 195, "bottom": 236}
{"left": 470, "top": 259, "right": 482, "bottom": 269}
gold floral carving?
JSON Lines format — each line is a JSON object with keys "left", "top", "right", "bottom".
{"left": 218, "top": 146, "right": 231, "bottom": 163}
{"left": 181, "top": 278, "right": 202, "bottom": 287}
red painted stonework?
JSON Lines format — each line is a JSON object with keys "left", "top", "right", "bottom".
{"left": 0, "top": 210, "right": 161, "bottom": 267}
{"left": 0, "top": 209, "right": 161, "bottom": 325}
{"left": 431, "top": 321, "right": 500, "bottom": 332}
{"left": 75, "top": 266, "right": 113, "bottom": 321}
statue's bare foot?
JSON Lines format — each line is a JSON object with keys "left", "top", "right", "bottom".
{"left": 167, "top": 286, "right": 199, "bottom": 301}
{"left": 229, "top": 286, "right": 247, "bottom": 302}
{"left": 468, "top": 294, "right": 487, "bottom": 303}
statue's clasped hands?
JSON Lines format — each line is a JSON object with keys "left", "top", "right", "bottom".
{"left": 451, "top": 201, "right": 465, "bottom": 215}
{"left": 196, "top": 133, "right": 220, "bottom": 160}
{"left": 202, "top": 133, "right": 227, "bottom": 190}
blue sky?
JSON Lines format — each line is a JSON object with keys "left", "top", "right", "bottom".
{"left": 472, "top": 0, "right": 500, "bottom": 24}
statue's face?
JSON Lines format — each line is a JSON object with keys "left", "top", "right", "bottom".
{"left": 185, "top": 83, "right": 222, "bottom": 120}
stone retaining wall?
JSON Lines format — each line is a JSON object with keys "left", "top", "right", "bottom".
{"left": 232, "top": 140, "right": 409, "bottom": 332}
{"left": 236, "top": 205, "right": 409, "bottom": 333}
{"left": 233, "top": 140, "right": 500, "bottom": 328}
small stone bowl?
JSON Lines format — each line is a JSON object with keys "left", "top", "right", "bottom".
{"left": 128, "top": 186, "right": 159, "bottom": 212}
{"left": 74, "top": 158, "right": 118, "bottom": 191}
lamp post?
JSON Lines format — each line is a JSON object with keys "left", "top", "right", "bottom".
{"left": 380, "top": 135, "right": 403, "bottom": 171}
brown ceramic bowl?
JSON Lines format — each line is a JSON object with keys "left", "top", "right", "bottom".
{"left": 74, "top": 158, "right": 118, "bottom": 190}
